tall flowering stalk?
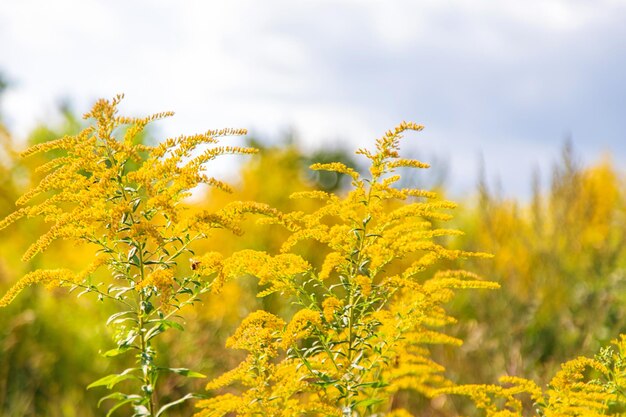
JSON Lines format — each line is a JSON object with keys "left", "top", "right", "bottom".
{"left": 447, "top": 334, "right": 626, "bottom": 416}
{"left": 0, "top": 95, "right": 270, "bottom": 416}
{"left": 196, "top": 122, "right": 497, "bottom": 417}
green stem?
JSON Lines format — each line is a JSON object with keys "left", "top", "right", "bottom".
{"left": 292, "top": 345, "right": 332, "bottom": 404}
{"left": 137, "top": 245, "right": 158, "bottom": 415}
{"left": 344, "top": 176, "right": 378, "bottom": 414}
{"left": 69, "top": 281, "right": 135, "bottom": 309}
{"left": 163, "top": 233, "right": 204, "bottom": 264}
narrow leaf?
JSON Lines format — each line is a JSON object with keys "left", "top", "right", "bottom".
{"left": 155, "top": 393, "right": 202, "bottom": 417}
{"left": 158, "top": 367, "right": 206, "bottom": 378}
{"left": 88, "top": 373, "right": 134, "bottom": 389}
{"left": 102, "top": 345, "right": 134, "bottom": 357}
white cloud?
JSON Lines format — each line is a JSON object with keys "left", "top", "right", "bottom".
{"left": 1, "top": 0, "right": 625, "bottom": 197}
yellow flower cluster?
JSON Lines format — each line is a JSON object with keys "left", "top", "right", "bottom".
{"left": 191, "top": 252, "right": 225, "bottom": 291}
{"left": 322, "top": 296, "right": 343, "bottom": 322}
{"left": 0, "top": 269, "right": 75, "bottom": 307}
{"left": 136, "top": 268, "right": 174, "bottom": 300}
{"left": 281, "top": 309, "right": 321, "bottom": 349}
{"left": 446, "top": 350, "right": 622, "bottom": 416}
{"left": 354, "top": 274, "right": 372, "bottom": 297}
{"left": 543, "top": 357, "right": 613, "bottom": 416}
{"left": 199, "top": 311, "right": 324, "bottom": 417}
{"left": 0, "top": 95, "right": 256, "bottom": 307}
{"left": 198, "top": 249, "right": 311, "bottom": 296}
{"left": 319, "top": 251, "right": 344, "bottom": 280}
{"left": 309, "top": 162, "right": 360, "bottom": 180}
{"left": 197, "top": 359, "right": 322, "bottom": 417}
{"left": 199, "top": 121, "right": 498, "bottom": 416}
{"left": 0, "top": 257, "right": 108, "bottom": 308}
{"left": 194, "top": 393, "right": 242, "bottom": 417}
{"left": 225, "top": 310, "right": 285, "bottom": 353}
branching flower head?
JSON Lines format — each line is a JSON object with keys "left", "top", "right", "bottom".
{"left": 0, "top": 94, "right": 264, "bottom": 305}
{"left": 226, "top": 310, "right": 286, "bottom": 353}
{"left": 0, "top": 95, "right": 275, "bottom": 416}
{"left": 200, "top": 122, "right": 497, "bottom": 417}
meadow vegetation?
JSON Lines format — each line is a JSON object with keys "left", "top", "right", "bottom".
{"left": 1, "top": 96, "right": 625, "bottom": 416}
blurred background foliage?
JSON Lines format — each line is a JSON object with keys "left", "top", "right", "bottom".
{"left": 1, "top": 84, "right": 625, "bottom": 416}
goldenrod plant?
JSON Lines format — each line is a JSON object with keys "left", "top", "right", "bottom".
{"left": 196, "top": 122, "right": 497, "bottom": 417}
{"left": 446, "top": 144, "right": 626, "bottom": 396}
{"left": 4, "top": 96, "right": 626, "bottom": 417}
{"left": 447, "top": 334, "right": 626, "bottom": 416}
{"left": 0, "top": 106, "right": 115, "bottom": 417}
{"left": 0, "top": 95, "right": 272, "bottom": 416}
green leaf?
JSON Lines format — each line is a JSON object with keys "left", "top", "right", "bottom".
{"left": 161, "top": 320, "right": 184, "bottom": 331}
{"left": 140, "top": 300, "right": 154, "bottom": 314}
{"left": 158, "top": 367, "right": 206, "bottom": 378}
{"left": 88, "top": 368, "right": 139, "bottom": 389}
{"left": 129, "top": 253, "right": 140, "bottom": 267}
{"left": 88, "top": 373, "right": 135, "bottom": 390}
{"left": 97, "top": 392, "right": 127, "bottom": 408}
{"left": 102, "top": 345, "right": 134, "bottom": 357}
{"left": 127, "top": 246, "right": 138, "bottom": 261}
{"left": 106, "top": 397, "right": 139, "bottom": 417}
{"left": 106, "top": 311, "right": 136, "bottom": 326}
{"left": 77, "top": 287, "right": 92, "bottom": 297}
{"left": 145, "top": 324, "right": 165, "bottom": 342}
{"left": 133, "top": 405, "right": 151, "bottom": 417}
{"left": 119, "top": 330, "right": 138, "bottom": 347}
{"left": 109, "top": 285, "right": 134, "bottom": 299}
{"left": 155, "top": 393, "right": 203, "bottom": 417}
{"left": 146, "top": 319, "right": 184, "bottom": 332}
{"left": 355, "top": 380, "right": 389, "bottom": 389}
{"left": 354, "top": 397, "right": 384, "bottom": 408}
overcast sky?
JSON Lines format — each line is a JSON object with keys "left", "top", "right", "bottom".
{"left": 1, "top": 0, "right": 625, "bottom": 197}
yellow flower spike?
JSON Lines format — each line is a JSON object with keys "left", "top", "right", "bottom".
{"left": 204, "top": 359, "right": 252, "bottom": 391}
{"left": 354, "top": 274, "right": 372, "bottom": 297}
{"left": 192, "top": 252, "right": 224, "bottom": 276}
{"left": 0, "top": 269, "right": 76, "bottom": 307}
{"left": 387, "top": 158, "right": 431, "bottom": 170}
{"left": 498, "top": 376, "right": 543, "bottom": 404}
{"left": 309, "top": 162, "right": 360, "bottom": 181}
{"left": 0, "top": 208, "right": 26, "bottom": 231}
{"left": 136, "top": 268, "right": 174, "bottom": 291}
{"left": 281, "top": 309, "right": 321, "bottom": 349}
{"left": 289, "top": 190, "right": 337, "bottom": 201}
{"left": 322, "top": 296, "right": 343, "bottom": 322}
{"left": 193, "top": 393, "right": 243, "bottom": 417}
{"left": 226, "top": 310, "right": 285, "bottom": 353}
{"left": 73, "top": 257, "right": 107, "bottom": 283}
{"left": 319, "top": 251, "right": 344, "bottom": 280}
{"left": 0, "top": 94, "right": 256, "bottom": 270}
